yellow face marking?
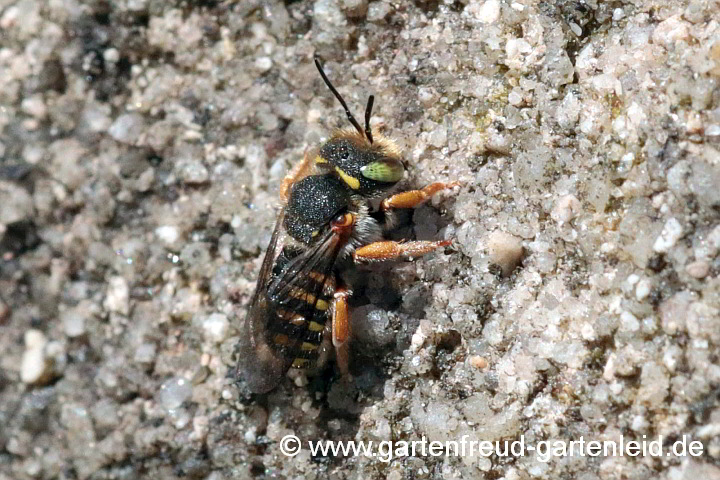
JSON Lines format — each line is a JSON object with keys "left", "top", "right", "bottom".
{"left": 292, "top": 358, "right": 309, "bottom": 368}
{"left": 301, "top": 342, "right": 319, "bottom": 351}
{"left": 315, "top": 155, "right": 327, "bottom": 164}
{"left": 309, "top": 321, "right": 325, "bottom": 332}
{"left": 334, "top": 167, "right": 361, "bottom": 190}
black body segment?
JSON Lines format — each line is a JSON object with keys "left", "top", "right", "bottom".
{"left": 283, "top": 175, "right": 350, "bottom": 244}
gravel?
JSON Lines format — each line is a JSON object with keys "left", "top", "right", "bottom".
{"left": 1, "top": 0, "right": 720, "bottom": 479}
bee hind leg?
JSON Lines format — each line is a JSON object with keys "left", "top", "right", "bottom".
{"left": 331, "top": 288, "right": 352, "bottom": 377}
{"left": 380, "top": 182, "right": 460, "bottom": 211}
{"left": 353, "top": 240, "right": 451, "bottom": 263}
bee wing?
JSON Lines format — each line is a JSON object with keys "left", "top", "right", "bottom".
{"left": 267, "top": 227, "right": 341, "bottom": 313}
{"left": 238, "top": 219, "right": 344, "bottom": 394}
{"left": 236, "top": 208, "right": 292, "bottom": 394}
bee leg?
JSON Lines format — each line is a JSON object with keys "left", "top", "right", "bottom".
{"left": 314, "top": 324, "right": 334, "bottom": 371}
{"left": 380, "top": 182, "right": 460, "bottom": 211}
{"left": 279, "top": 149, "right": 315, "bottom": 203}
{"left": 353, "top": 240, "right": 452, "bottom": 263}
{"left": 331, "top": 288, "right": 352, "bottom": 377}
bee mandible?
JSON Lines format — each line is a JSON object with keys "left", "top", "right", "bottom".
{"left": 235, "top": 56, "right": 457, "bottom": 394}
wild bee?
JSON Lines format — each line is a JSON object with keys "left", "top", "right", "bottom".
{"left": 235, "top": 56, "right": 457, "bottom": 394}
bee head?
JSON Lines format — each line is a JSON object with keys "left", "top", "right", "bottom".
{"left": 313, "top": 56, "right": 405, "bottom": 194}
{"left": 317, "top": 133, "right": 404, "bottom": 195}
{"left": 284, "top": 174, "right": 350, "bottom": 244}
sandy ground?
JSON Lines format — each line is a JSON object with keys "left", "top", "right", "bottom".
{"left": 1, "top": 0, "right": 720, "bottom": 479}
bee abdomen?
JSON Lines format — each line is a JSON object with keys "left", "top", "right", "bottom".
{"left": 266, "top": 271, "right": 337, "bottom": 368}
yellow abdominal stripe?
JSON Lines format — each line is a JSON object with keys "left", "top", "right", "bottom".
{"left": 309, "top": 321, "right": 324, "bottom": 332}
{"left": 289, "top": 288, "right": 329, "bottom": 311}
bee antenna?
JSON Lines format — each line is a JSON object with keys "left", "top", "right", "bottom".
{"left": 314, "top": 55, "right": 365, "bottom": 139}
{"left": 364, "top": 95, "right": 374, "bottom": 144}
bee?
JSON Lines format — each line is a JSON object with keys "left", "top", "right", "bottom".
{"left": 235, "top": 56, "right": 458, "bottom": 394}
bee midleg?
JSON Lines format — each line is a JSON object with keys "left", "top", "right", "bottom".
{"left": 279, "top": 148, "right": 316, "bottom": 203}
{"left": 330, "top": 287, "right": 352, "bottom": 377}
{"left": 380, "top": 182, "right": 461, "bottom": 211}
{"left": 353, "top": 240, "right": 451, "bottom": 263}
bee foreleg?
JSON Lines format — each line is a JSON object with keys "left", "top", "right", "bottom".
{"left": 353, "top": 240, "right": 451, "bottom": 263}
{"left": 331, "top": 288, "right": 352, "bottom": 377}
{"left": 380, "top": 182, "right": 460, "bottom": 211}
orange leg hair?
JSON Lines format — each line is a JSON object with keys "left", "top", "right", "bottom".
{"left": 353, "top": 240, "right": 452, "bottom": 263}
{"left": 381, "top": 182, "right": 460, "bottom": 210}
{"left": 331, "top": 288, "right": 352, "bottom": 377}
{"left": 279, "top": 149, "right": 315, "bottom": 203}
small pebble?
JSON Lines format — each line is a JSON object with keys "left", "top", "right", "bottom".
{"left": 108, "top": 113, "right": 146, "bottom": 144}
{"left": 427, "top": 124, "right": 447, "bottom": 148}
{"left": 134, "top": 343, "right": 157, "bottom": 364}
{"left": 635, "top": 279, "right": 652, "bottom": 300}
{"left": 367, "top": 1, "right": 392, "bottom": 22}
{"left": 176, "top": 158, "right": 210, "bottom": 185}
{"left": 21, "top": 94, "right": 47, "bottom": 119}
{"left": 20, "top": 330, "right": 51, "bottom": 385}
{"left": 155, "top": 225, "right": 180, "bottom": 245}
{"left": 202, "top": 313, "right": 230, "bottom": 343}
{"left": 254, "top": 56, "right": 272, "bottom": 73}
{"left": 488, "top": 231, "right": 524, "bottom": 276}
{"left": 469, "top": 355, "right": 488, "bottom": 369}
{"left": 0, "top": 181, "right": 34, "bottom": 225}
{"left": 551, "top": 194, "right": 582, "bottom": 224}
{"left": 159, "top": 377, "right": 193, "bottom": 410}
{"left": 61, "top": 308, "right": 86, "bottom": 338}
{"left": 104, "top": 276, "right": 130, "bottom": 315}
{"left": 651, "top": 14, "right": 690, "bottom": 47}
{"left": 686, "top": 260, "right": 709, "bottom": 279}
{"left": 103, "top": 48, "right": 120, "bottom": 63}
{"left": 468, "top": 0, "right": 500, "bottom": 24}
{"left": 653, "top": 218, "right": 683, "bottom": 253}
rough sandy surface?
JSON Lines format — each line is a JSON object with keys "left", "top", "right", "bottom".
{"left": 1, "top": 0, "right": 720, "bottom": 478}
